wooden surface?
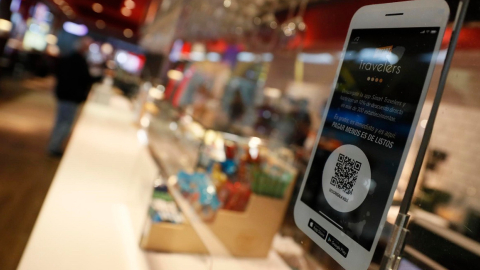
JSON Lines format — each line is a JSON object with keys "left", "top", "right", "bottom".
{"left": 143, "top": 185, "right": 296, "bottom": 257}
{"left": 0, "top": 77, "right": 60, "bottom": 270}
{"left": 209, "top": 192, "right": 294, "bottom": 257}
{"left": 142, "top": 222, "right": 209, "bottom": 254}
{"left": 208, "top": 156, "right": 297, "bottom": 257}
{"left": 144, "top": 145, "right": 298, "bottom": 257}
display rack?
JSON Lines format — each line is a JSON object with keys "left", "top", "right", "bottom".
{"left": 141, "top": 219, "right": 209, "bottom": 254}
{"left": 141, "top": 106, "right": 298, "bottom": 257}
{"left": 142, "top": 159, "right": 297, "bottom": 257}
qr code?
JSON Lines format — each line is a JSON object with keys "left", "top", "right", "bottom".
{"left": 330, "top": 154, "right": 362, "bottom": 195}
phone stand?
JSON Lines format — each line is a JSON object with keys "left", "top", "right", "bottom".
{"left": 379, "top": 0, "right": 470, "bottom": 269}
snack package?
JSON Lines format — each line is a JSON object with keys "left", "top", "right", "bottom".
{"left": 176, "top": 170, "right": 221, "bottom": 221}
{"left": 211, "top": 163, "right": 228, "bottom": 189}
{"left": 222, "top": 142, "right": 238, "bottom": 176}
{"left": 221, "top": 159, "right": 237, "bottom": 176}
{"left": 252, "top": 163, "right": 293, "bottom": 199}
{"left": 150, "top": 184, "right": 185, "bottom": 224}
{"left": 219, "top": 181, "right": 251, "bottom": 211}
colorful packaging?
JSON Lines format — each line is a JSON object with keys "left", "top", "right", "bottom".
{"left": 252, "top": 163, "right": 293, "bottom": 199}
{"left": 217, "top": 182, "right": 251, "bottom": 211}
{"left": 176, "top": 170, "right": 221, "bottom": 221}
{"left": 150, "top": 185, "right": 184, "bottom": 224}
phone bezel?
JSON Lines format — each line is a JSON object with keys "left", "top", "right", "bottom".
{"left": 293, "top": 1, "right": 450, "bottom": 269}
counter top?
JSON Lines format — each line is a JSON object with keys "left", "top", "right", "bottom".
{"left": 17, "top": 85, "right": 290, "bottom": 270}
{"left": 17, "top": 90, "right": 158, "bottom": 270}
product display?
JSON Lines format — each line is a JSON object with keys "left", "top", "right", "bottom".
{"left": 186, "top": 130, "right": 296, "bottom": 215}
{"left": 177, "top": 171, "right": 221, "bottom": 221}
{"left": 150, "top": 184, "right": 185, "bottom": 224}
{"left": 252, "top": 163, "right": 293, "bottom": 199}
{"left": 217, "top": 181, "right": 251, "bottom": 211}
{"left": 143, "top": 110, "right": 298, "bottom": 257}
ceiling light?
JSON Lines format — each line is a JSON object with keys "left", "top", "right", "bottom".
{"left": 116, "top": 51, "right": 128, "bottom": 64}
{"left": 297, "top": 53, "right": 334, "bottom": 65}
{"left": 167, "top": 70, "right": 183, "bottom": 81}
{"left": 92, "top": 3, "right": 103, "bottom": 13}
{"left": 101, "top": 43, "right": 113, "bottom": 55}
{"left": 63, "top": 22, "right": 88, "bottom": 36}
{"left": 248, "top": 137, "right": 261, "bottom": 148}
{"left": 10, "top": 0, "right": 21, "bottom": 12}
{"left": 89, "top": 43, "right": 99, "bottom": 53}
{"left": 125, "top": 0, "right": 135, "bottom": 9}
{"left": 206, "top": 52, "right": 221, "bottom": 62}
{"left": 285, "top": 29, "right": 293, "bottom": 36}
{"left": 95, "top": 20, "right": 105, "bottom": 29}
{"left": 45, "top": 34, "right": 58, "bottom": 45}
{"left": 298, "top": 22, "right": 306, "bottom": 31}
{"left": 123, "top": 28, "right": 133, "bottom": 38}
{"left": 288, "top": 22, "right": 296, "bottom": 30}
{"left": 121, "top": 7, "right": 132, "bottom": 17}
{"left": 0, "top": 19, "right": 12, "bottom": 33}
{"left": 237, "top": 52, "right": 255, "bottom": 62}
{"left": 224, "top": 0, "right": 231, "bottom": 8}
{"left": 253, "top": 17, "right": 261, "bottom": 25}
{"left": 270, "top": 21, "right": 277, "bottom": 29}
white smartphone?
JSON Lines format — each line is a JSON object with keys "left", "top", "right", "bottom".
{"left": 294, "top": 1, "right": 449, "bottom": 269}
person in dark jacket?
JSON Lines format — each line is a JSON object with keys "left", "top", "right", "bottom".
{"left": 48, "top": 37, "right": 93, "bottom": 156}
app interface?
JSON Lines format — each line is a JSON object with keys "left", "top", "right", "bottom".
{"left": 300, "top": 27, "right": 440, "bottom": 251}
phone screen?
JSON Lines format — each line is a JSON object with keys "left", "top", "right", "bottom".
{"left": 300, "top": 27, "right": 440, "bottom": 251}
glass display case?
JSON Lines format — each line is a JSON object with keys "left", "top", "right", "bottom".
{"left": 141, "top": 101, "right": 298, "bottom": 259}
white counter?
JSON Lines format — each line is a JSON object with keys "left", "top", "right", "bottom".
{"left": 17, "top": 89, "right": 290, "bottom": 270}
{"left": 17, "top": 92, "right": 158, "bottom": 270}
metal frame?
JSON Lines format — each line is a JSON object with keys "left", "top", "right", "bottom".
{"left": 379, "top": 1, "right": 470, "bottom": 269}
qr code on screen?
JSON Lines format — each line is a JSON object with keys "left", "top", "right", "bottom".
{"left": 330, "top": 154, "right": 362, "bottom": 195}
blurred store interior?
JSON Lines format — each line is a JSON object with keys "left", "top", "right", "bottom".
{"left": 1, "top": 0, "right": 480, "bottom": 270}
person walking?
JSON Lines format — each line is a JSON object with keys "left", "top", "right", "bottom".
{"left": 48, "top": 37, "right": 93, "bottom": 156}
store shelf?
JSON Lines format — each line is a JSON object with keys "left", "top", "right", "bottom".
{"left": 142, "top": 175, "right": 293, "bottom": 269}
{"left": 208, "top": 194, "right": 293, "bottom": 257}
{"left": 141, "top": 220, "right": 209, "bottom": 254}
{"left": 142, "top": 166, "right": 296, "bottom": 257}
